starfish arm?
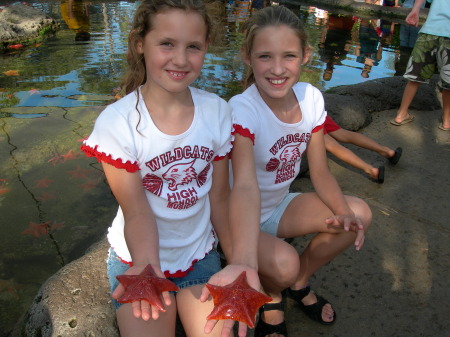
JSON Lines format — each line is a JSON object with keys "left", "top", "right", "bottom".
{"left": 205, "top": 272, "right": 272, "bottom": 328}
{"left": 117, "top": 279, "right": 166, "bottom": 311}
{"left": 116, "top": 264, "right": 179, "bottom": 312}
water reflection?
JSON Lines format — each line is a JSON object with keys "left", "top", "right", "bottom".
{"left": 0, "top": 0, "right": 420, "bottom": 334}
{"left": 60, "top": 0, "right": 91, "bottom": 41}
{"left": 317, "top": 13, "right": 355, "bottom": 81}
{"left": 395, "top": 19, "right": 421, "bottom": 75}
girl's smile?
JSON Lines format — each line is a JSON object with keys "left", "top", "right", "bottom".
{"left": 268, "top": 78, "right": 288, "bottom": 86}
{"left": 167, "top": 70, "right": 189, "bottom": 80}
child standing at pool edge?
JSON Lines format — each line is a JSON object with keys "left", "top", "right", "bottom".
{"left": 81, "top": 1, "right": 260, "bottom": 336}
{"left": 229, "top": 6, "right": 372, "bottom": 336}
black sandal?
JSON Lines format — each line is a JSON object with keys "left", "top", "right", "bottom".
{"left": 388, "top": 147, "right": 402, "bottom": 165}
{"left": 254, "top": 298, "right": 288, "bottom": 337}
{"left": 375, "top": 166, "right": 385, "bottom": 184}
{"left": 286, "top": 286, "right": 336, "bottom": 325}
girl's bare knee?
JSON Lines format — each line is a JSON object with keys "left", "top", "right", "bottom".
{"left": 350, "top": 197, "right": 372, "bottom": 232}
{"left": 273, "top": 246, "right": 300, "bottom": 287}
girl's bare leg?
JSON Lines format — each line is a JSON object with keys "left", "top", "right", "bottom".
{"left": 328, "top": 129, "right": 395, "bottom": 159}
{"left": 177, "top": 284, "right": 232, "bottom": 337}
{"left": 256, "top": 232, "right": 300, "bottom": 328}
{"left": 324, "top": 134, "right": 381, "bottom": 180}
{"left": 276, "top": 193, "right": 372, "bottom": 322}
{"left": 116, "top": 295, "right": 177, "bottom": 337}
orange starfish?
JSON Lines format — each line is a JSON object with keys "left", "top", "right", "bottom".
{"left": 35, "top": 177, "right": 54, "bottom": 188}
{"left": 3, "top": 70, "right": 19, "bottom": 76}
{"left": 116, "top": 264, "right": 179, "bottom": 311}
{"left": 79, "top": 180, "right": 98, "bottom": 191}
{"left": 206, "top": 271, "right": 272, "bottom": 328}
{"left": 61, "top": 149, "right": 79, "bottom": 162}
{"left": 49, "top": 221, "right": 64, "bottom": 231}
{"left": 0, "top": 188, "right": 10, "bottom": 196}
{"left": 0, "top": 179, "right": 11, "bottom": 195}
{"left": 21, "top": 221, "right": 50, "bottom": 238}
{"left": 67, "top": 166, "right": 90, "bottom": 179}
{"left": 38, "top": 192, "right": 55, "bottom": 201}
{"left": 0, "top": 278, "right": 22, "bottom": 299}
{"left": 48, "top": 153, "right": 62, "bottom": 166}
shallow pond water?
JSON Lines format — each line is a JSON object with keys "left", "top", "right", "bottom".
{"left": 0, "top": 0, "right": 418, "bottom": 334}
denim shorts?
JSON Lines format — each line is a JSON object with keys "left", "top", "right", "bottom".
{"left": 107, "top": 248, "right": 221, "bottom": 309}
{"left": 260, "top": 192, "right": 300, "bottom": 236}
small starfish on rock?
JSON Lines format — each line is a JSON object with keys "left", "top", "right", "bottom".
{"left": 38, "top": 192, "right": 55, "bottom": 201}
{"left": 116, "top": 265, "right": 179, "bottom": 312}
{"left": 35, "top": 177, "right": 54, "bottom": 188}
{"left": 48, "top": 153, "right": 62, "bottom": 166}
{"left": 206, "top": 271, "right": 272, "bottom": 328}
{"left": 61, "top": 149, "right": 79, "bottom": 162}
{"left": 21, "top": 221, "right": 50, "bottom": 238}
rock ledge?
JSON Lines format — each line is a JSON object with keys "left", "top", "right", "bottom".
{"left": 0, "top": 3, "right": 59, "bottom": 49}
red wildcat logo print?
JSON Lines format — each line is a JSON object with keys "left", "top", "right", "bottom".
{"left": 162, "top": 160, "right": 197, "bottom": 191}
{"left": 266, "top": 157, "right": 280, "bottom": 172}
{"left": 143, "top": 174, "right": 163, "bottom": 196}
{"left": 265, "top": 143, "right": 303, "bottom": 185}
{"left": 197, "top": 163, "right": 210, "bottom": 187}
{"left": 279, "top": 144, "right": 301, "bottom": 163}
{"left": 266, "top": 144, "right": 302, "bottom": 172}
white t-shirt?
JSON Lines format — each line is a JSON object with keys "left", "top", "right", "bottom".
{"left": 229, "top": 82, "right": 326, "bottom": 223}
{"left": 82, "top": 87, "right": 232, "bottom": 276}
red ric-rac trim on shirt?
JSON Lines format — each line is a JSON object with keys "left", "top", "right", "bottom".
{"left": 215, "top": 147, "right": 233, "bottom": 161}
{"left": 214, "top": 155, "right": 226, "bottom": 161}
{"left": 232, "top": 124, "right": 255, "bottom": 144}
{"left": 112, "top": 238, "right": 215, "bottom": 278}
{"left": 163, "top": 261, "right": 198, "bottom": 278}
{"left": 114, "top": 251, "right": 198, "bottom": 278}
{"left": 312, "top": 123, "right": 325, "bottom": 133}
{"left": 80, "top": 144, "right": 140, "bottom": 173}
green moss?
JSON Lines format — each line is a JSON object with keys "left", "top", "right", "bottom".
{"left": 39, "top": 24, "right": 57, "bottom": 37}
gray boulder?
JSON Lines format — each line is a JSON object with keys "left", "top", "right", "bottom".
{"left": 323, "top": 76, "right": 441, "bottom": 131}
{"left": 323, "top": 93, "right": 370, "bottom": 131}
{"left": 0, "top": 3, "right": 58, "bottom": 47}
{"left": 11, "top": 239, "right": 119, "bottom": 337}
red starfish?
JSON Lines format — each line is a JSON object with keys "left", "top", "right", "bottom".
{"left": 49, "top": 221, "right": 64, "bottom": 231}
{"left": 21, "top": 221, "right": 50, "bottom": 238}
{"left": 0, "top": 179, "right": 10, "bottom": 196}
{"left": 79, "top": 180, "right": 98, "bottom": 191}
{"left": 61, "top": 149, "right": 79, "bottom": 162}
{"left": 48, "top": 153, "right": 62, "bottom": 166}
{"left": 38, "top": 192, "right": 55, "bottom": 201}
{"left": 67, "top": 166, "right": 90, "bottom": 179}
{"left": 116, "top": 264, "right": 179, "bottom": 311}
{"left": 0, "top": 278, "right": 22, "bottom": 299}
{"left": 35, "top": 177, "right": 54, "bottom": 188}
{"left": 206, "top": 271, "right": 272, "bottom": 328}
{"left": 0, "top": 188, "right": 10, "bottom": 196}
